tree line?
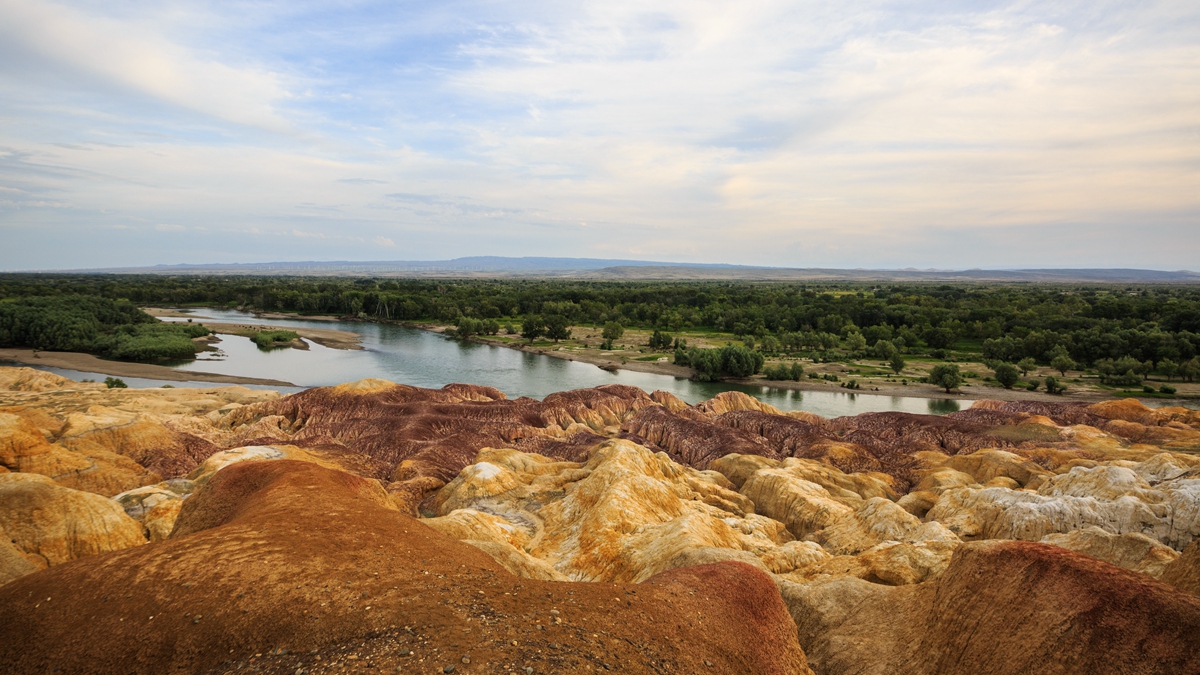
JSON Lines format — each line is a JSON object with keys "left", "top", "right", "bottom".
{"left": 0, "top": 295, "right": 209, "bottom": 360}
{"left": 4, "top": 274, "right": 1200, "bottom": 374}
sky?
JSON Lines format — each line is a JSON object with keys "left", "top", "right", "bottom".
{"left": 1, "top": 0, "right": 1198, "bottom": 271}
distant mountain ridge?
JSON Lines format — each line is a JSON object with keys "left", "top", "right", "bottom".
{"left": 32, "top": 257, "right": 1200, "bottom": 282}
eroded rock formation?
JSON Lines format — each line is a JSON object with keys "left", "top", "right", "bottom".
{"left": 1, "top": 366, "right": 1199, "bottom": 673}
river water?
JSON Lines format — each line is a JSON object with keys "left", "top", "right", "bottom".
{"left": 138, "top": 308, "right": 968, "bottom": 418}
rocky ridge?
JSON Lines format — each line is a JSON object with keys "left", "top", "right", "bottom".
{"left": 0, "top": 366, "right": 1198, "bottom": 674}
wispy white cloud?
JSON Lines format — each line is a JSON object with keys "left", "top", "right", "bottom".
{"left": 0, "top": 0, "right": 1197, "bottom": 270}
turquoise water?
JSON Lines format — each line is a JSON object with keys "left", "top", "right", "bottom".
{"left": 147, "top": 308, "right": 968, "bottom": 417}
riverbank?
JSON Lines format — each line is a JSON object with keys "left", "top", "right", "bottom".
{"left": 0, "top": 349, "right": 296, "bottom": 387}
{"left": 142, "top": 309, "right": 362, "bottom": 350}
{"left": 409, "top": 322, "right": 1194, "bottom": 406}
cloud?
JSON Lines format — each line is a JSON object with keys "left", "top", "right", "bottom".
{"left": 155, "top": 223, "right": 185, "bottom": 231}
{"left": 0, "top": 1, "right": 1197, "bottom": 270}
{"left": 372, "top": 236, "right": 396, "bottom": 247}
{"left": 0, "top": 0, "right": 292, "bottom": 130}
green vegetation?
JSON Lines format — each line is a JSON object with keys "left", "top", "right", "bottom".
{"left": 1044, "top": 375, "right": 1067, "bottom": 395}
{"left": 520, "top": 315, "right": 545, "bottom": 341}
{"left": 0, "top": 295, "right": 209, "bottom": 360}
{"left": 992, "top": 362, "right": 1021, "bottom": 389}
{"left": 104, "top": 377, "right": 127, "bottom": 388}
{"left": 251, "top": 330, "right": 299, "bottom": 348}
{"left": 674, "top": 344, "right": 765, "bottom": 381}
{"left": 600, "top": 321, "right": 624, "bottom": 350}
{"left": 544, "top": 315, "right": 571, "bottom": 342}
{"left": 6, "top": 275, "right": 1200, "bottom": 385}
{"left": 648, "top": 330, "right": 674, "bottom": 350}
{"left": 764, "top": 362, "right": 804, "bottom": 381}
{"left": 928, "top": 363, "right": 962, "bottom": 393}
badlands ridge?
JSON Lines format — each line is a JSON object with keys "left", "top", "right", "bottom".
{"left": 0, "top": 366, "right": 1198, "bottom": 674}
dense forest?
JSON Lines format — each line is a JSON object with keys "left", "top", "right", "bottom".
{"left": 2, "top": 274, "right": 1199, "bottom": 378}
{"left": 0, "top": 294, "right": 209, "bottom": 360}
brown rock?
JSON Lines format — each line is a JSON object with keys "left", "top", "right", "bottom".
{"left": 0, "top": 460, "right": 811, "bottom": 675}
{"left": 1161, "top": 539, "right": 1200, "bottom": 595}
{"left": 782, "top": 540, "right": 1200, "bottom": 675}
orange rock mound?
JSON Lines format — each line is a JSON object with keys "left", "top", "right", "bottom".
{"left": 0, "top": 460, "right": 810, "bottom": 675}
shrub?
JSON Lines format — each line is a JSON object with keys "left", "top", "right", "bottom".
{"left": 993, "top": 362, "right": 1021, "bottom": 389}
{"left": 1160, "top": 384, "right": 1177, "bottom": 395}
{"left": 1044, "top": 375, "right": 1067, "bottom": 395}
{"left": 104, "top": 377, "right": 127, "bottom": 389}
{"left": 252, "top": 330, "right": 298, "bottom": 348}
{"left": 602, "top": 322, "right": 624, "bottom": 342}
{"left": 929, "top": 363, "right": 962, "bottom": 392}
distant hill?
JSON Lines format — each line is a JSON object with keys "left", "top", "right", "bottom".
{"left": 40, "top": 258, "right": 1200, "bottom": 283}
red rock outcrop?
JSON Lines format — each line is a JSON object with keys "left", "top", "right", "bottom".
{"left": 783, "top": 540, "right": 1200, "bottom": 675}
{"left": 0, "top": 460, "right": 811, "bottom": 675}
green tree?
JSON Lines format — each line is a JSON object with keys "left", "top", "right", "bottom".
{"left": 929, "top": 363, "right": 962, "bottom": 392}
{"left": 720, "top": 345, "right": 764, "bottom": 377}
{"left": 104, "top": 377, "right": 127, "bottom": 389}
{"left": 602, "top": 321, "right": 624, "bottom": 342}
{"left": 544, "top": 315, "right": 571, "bottom": 342}
{"left": 1044, "top": 375, "right": 1067, "bottom": 394}
{"left": 650, "top": 330, "right": 675, "bottom": 350}
{"left": 1050, "top": 354, "right": 1076, "bottom": 376}
{"left": 844, "top": 332, "right": 867, "bottom": 353}
{"left": 454, "top": 316, "right": 480, "bottom": 339}
{"left": 1017, "top": 358, "right": 1036, "bottom": 375}
{"left": 1181, "top": 357, "right": 1200, "bottom": 383}
{"left": 790, "top": 362, "right": 804, "bottom": 381}
{"left": 993, "top": 362, "right": 1020, "bottom": 389}
{"left": 1157, "top": 358, "right": 1179, "bottom": 381}
{"left": 874, "top": 339, "right": 897, "bottom": 360}
{"left": 521, "top": 315, "right": 545, "bottom": 342}
{"left": 889, "top": 352, "right": 906, "bottom": 375}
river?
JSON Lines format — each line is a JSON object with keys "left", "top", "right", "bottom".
{"left": 127, "top": 308, "right": 965, "bottom": 417}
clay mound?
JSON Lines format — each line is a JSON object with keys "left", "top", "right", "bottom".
{"left": 0, "top": 367, "right": 84, "bottom": 392}
{"left": 786, "top": 540, "right": 1200, "bottom": 675}
{"left": 967, "top": 399, "right": 1107, "bottom": 427}
{"left": 833, "top": 411, "right": 1011, "bottom": 458}
{"left": 0, "top": 460, "right": 810, "bottom": 675}
{"left": 621, "top": 405, "right": 777, "bottom": 467}
{"left": 693, "top": 390, "right": 784, "bottom": 417}
{"left": 0, "top": 472, "right": 146, "bottom": 572}
{"left": 1162, "top": 539, "right": 1200, "bottom": 595}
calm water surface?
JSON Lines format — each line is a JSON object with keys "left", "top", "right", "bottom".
{"left": 147, "top": 308, "right": 970, "bottom": 418}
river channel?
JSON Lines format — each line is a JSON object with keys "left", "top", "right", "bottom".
{"left": 137, "top": 308, "right": 967, "bottom": 417}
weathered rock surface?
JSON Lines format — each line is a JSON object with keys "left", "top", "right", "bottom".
{"left": 1041, "top": 526, "right": 1179, "bottom": 577}
{"left": 0, "top": 460, "right": 811, "bottom": 675}
{"left": 781, "top": 540, "right": 1200, "bottom": 675}
{"left": 1162, "top": 539, "right": 1200, "bottom": 595}
{"left": 0, "top": 411, "right": 158, "bottom": 496}
{"left": 0, "top": 472, "right": 146, "bottom": 571}
{"left": 927, "top": 463, "right": 1200, "bottom": 550}
{"left": 6, "top": 366, "right": 1200, "bottom": 672}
